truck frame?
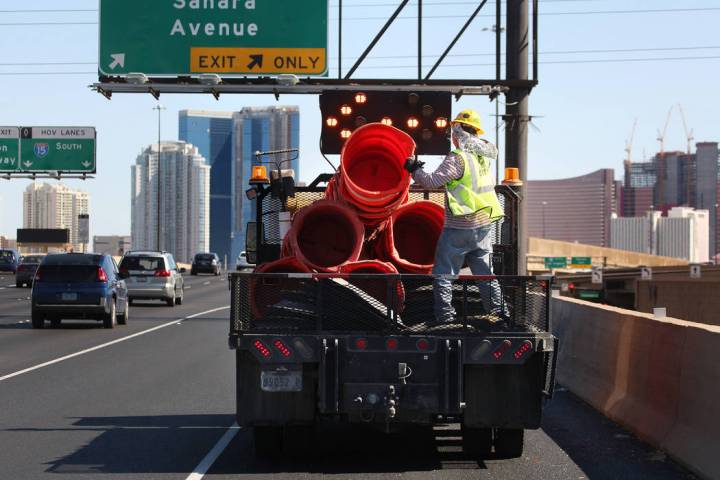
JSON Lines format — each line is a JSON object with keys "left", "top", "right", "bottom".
{"left": 228, "top": 175, "right": 557, "bottom": 459}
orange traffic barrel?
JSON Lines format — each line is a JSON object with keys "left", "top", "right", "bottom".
{"left": 377, "top": 200, "right": 445, "bottom": 274}
{"left": 286, "top": 200, "right": 365, "bottom": 272}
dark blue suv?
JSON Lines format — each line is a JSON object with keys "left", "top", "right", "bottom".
{"left": 0, "top": 249, "right": 18, "bottom": 273}
{"left": 31, "top": 253, "right": 129, "bottom": 329}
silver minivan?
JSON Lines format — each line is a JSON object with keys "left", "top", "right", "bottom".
{"left": 118, "top": 251, "right": 185, "bottom": 306}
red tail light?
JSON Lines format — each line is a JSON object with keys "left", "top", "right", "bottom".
{"left": 34, "top": 267, "right": 43, "bottom": 282}
{"left": 273, "top": 339, "right": 292, "bottom": 357}
{"left": 386, "top": 338, "right": 398, "bottom": 350}
{"left": 416, "top": 338, "right": 429, "bottom": 351}
{"left": 253, "top": 339, "right": 272, "bottom": 358}
{"left": 493, "top": 340, "right": 512, "bottom": 360}
{"left": 154, "top": 269, "right": 172, "bottom": 277}
{"left": 355, "top": 338, "right": 368, "bottom": 350}
{"left": 97, "top": 267, "right": 108, "bottom": 283}
{"left": 514, "top": 340, "right": 533, "bottom": 359}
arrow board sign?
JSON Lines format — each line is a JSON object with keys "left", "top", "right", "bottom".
{"left": 99, "top": 0, "right": 329, "bottom": 77}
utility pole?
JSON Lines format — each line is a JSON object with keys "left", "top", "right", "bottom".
{"left": 505, "top": 0, "right": 530, "bottom": 274}
{"left": 153, "top": 104, "right": 166, "bottom": 251}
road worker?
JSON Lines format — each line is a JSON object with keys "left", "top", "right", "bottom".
{"left": 404, "top": 109, "right": 506, "bottom": 325}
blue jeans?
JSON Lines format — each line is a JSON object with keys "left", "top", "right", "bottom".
{"left": 432, "top": 226, "right": 503, "bottom": 322}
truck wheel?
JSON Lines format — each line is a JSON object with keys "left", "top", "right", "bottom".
{"left": 16, "top": 281, "right": 22, "bottom": 288}
{"left": 31, "top": 310, "right": 45, "bottom": 329}
{"left": 254, "top": 426, "right": 283, "bottom": 459}
{"left": 103, "top": 301, "right": 117, "bottom": 329}
{"left": 461, "top": 425, "right": 492, "bottom": 458}
{"left": 50, "top": 317, "right": 62, "bottom": 328}
{"left": 166, "top": 292, "right": 175, "bottom": 307}
{"left": 494, "top": 428, "right": 524, "bottom": 458}
{"left": 175, "top": 289, "right": 183, "bottom": 305}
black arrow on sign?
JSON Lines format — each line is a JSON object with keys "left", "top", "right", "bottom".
{"left": 247, "top": 55, "right": 263, "bottom": 70}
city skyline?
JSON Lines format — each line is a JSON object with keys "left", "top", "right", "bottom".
{"left": 1, "top": 1, "right": 719, "bottom": 238}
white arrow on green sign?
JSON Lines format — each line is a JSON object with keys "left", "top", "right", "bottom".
{"left": 0, "top": 127, "right": 96, "bottom": 174}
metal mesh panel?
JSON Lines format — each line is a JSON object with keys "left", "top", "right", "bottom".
{"left": 230, "top": 273, "right": 549, "bottom": 335}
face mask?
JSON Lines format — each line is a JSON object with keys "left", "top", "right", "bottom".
{"left": 451, "top": 124, "right": 497, "bottom": 160}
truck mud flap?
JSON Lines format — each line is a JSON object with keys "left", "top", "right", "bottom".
{"left": 463, "top": 352, "right": 544, "bottom": 429}
{"left": 235, "top": 350, "right": 315, "bottom": 426}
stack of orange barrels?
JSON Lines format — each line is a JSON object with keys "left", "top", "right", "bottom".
{"left": 253, "top": 123, "right": 445, "bottom": 315}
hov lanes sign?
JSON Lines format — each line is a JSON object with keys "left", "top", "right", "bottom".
{"left": 99, "top": 0, "right": 329, "bottom": 76}
{"left": 0, "top": 127, "right": 96, "bottom": 174}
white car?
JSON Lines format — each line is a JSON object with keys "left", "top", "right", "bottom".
{"left": 236, "top": 251, "right": 253, "bottom": 270}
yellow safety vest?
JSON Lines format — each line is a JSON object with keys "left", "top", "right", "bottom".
{"left": 446, "top": 149, "right": 503, "bottom": 221}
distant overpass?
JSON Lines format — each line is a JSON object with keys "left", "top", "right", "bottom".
{"left": 527, "top": 237, "right": 687, "bottom": 274}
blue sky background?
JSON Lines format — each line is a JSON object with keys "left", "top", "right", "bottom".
{"left": 1, "top": 0, "right": 719, "bottom": 238}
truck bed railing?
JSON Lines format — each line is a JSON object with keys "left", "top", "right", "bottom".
{"left": 229, "top": 272, "right": 550, "bottom": 335}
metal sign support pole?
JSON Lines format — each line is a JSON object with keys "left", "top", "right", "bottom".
{"left": 505, "top": 0, "right": 530, "bottom": 274}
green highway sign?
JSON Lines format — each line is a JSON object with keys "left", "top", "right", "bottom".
{"left": 0, "top": 127, "right": 96, "bottom": 174}
{"left": 0, "top": 127, "right": 20, "bottom": 171}
{"left": 571, "top": 256, "right": 592, "bottom": 268}
{"left": 99, "top": 0, "right": 329, "bottom": 76}
{"left": 544, "top": 257, "right": 567, "bottom": 269}
{"left": 579, "top": 290, "right": 601, "bottom": 300}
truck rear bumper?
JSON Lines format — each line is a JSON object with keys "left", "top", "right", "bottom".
{"left": 233, "top": 332, "right": 556, "bottom": 429}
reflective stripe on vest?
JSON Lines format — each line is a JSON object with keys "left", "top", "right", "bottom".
{"left": 446, "top": 150, "right": 504, "bottom": 220}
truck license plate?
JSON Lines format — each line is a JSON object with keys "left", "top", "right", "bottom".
{"left": 61, "top": 292, "right": 77, "bottom": 301}
{"left": 260, "top": 370, "right": 302, "bottom": 392}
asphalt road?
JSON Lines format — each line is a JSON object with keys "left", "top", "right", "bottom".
{"left": 0, "top": 272, "right": 697, "bottom": 479}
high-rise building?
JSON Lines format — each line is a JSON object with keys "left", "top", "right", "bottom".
{"left": 525, "top": 169, "right": 618, "bottom": 247}
{"left": 131, "top": 141, "right": 210, "bottom": 263}
{"left": 622, "top": 142, "right": 720, "bottom": 255}
{"left": 230, "top": 106, "right": 300, "bottom": 261}
{"left": 611, "top": 207, "right": 709, "bottom": 263}
{"left": 178, "top": 110, "right": 234, "bottom": 262}
{"left": 22, "top": 183, "right": 89, "bottom": 251}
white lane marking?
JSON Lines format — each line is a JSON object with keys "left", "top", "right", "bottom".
{"left": 203, "top": 281, "right": 211, "bottom": 285}
{"left": 185, "top": 423, "right": 241, "bottom": 480}
{"left": 0, "top": 305, "right": 230, "bottom": 382}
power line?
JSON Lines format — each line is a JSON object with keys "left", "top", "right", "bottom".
{"left": 0, "top": 1, "right": 610, "bottom": 13}
{"left": 3, "top": 45, "right": 720, "bottom": 67}
{"left": 2, "top": 54, "right": 719, "bottom": 76}
{"left": 354, "top": 55, "right": 720, "bottom": 69}
{"left": 1, "top": 7, "right": 718, "bottom": 26}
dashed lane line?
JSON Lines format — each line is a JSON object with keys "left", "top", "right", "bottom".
{"left": 185, "top": 422, "right": 241, "bottom": 480}
{"left": 0, "top": 305, "right": 230, "bottom": 383}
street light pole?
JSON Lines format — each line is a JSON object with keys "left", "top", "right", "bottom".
{"left": 152, "top": 104, "right": 166, "bottom": 251}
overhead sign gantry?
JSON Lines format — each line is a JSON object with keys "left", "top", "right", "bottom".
{"left": 99, "top": 0, "right": 329, "bottom": 77}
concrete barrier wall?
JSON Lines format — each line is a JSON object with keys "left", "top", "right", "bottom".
{"left": 552, "top": 297, "right": 720, "bottom": 479}
{"left": 635, "top": 280, "right": 720, "bottom": 327}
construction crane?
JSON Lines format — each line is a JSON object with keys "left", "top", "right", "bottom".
{"left": 624, "top": 118, "right": 637, "bottom": 165}
{"left": 677, "top": 104, "right": 695, "bottom": 155}
{"left": 657, "top": 106, "right": 673, "bottom": 156}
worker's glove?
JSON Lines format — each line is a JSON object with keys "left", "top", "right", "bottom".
{"left": 404, "top": 156, "right": 425, "bottom": 174}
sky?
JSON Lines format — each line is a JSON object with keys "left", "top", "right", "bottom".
{"left": 0, "top": 0, "right": 719, "bottom": 239}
